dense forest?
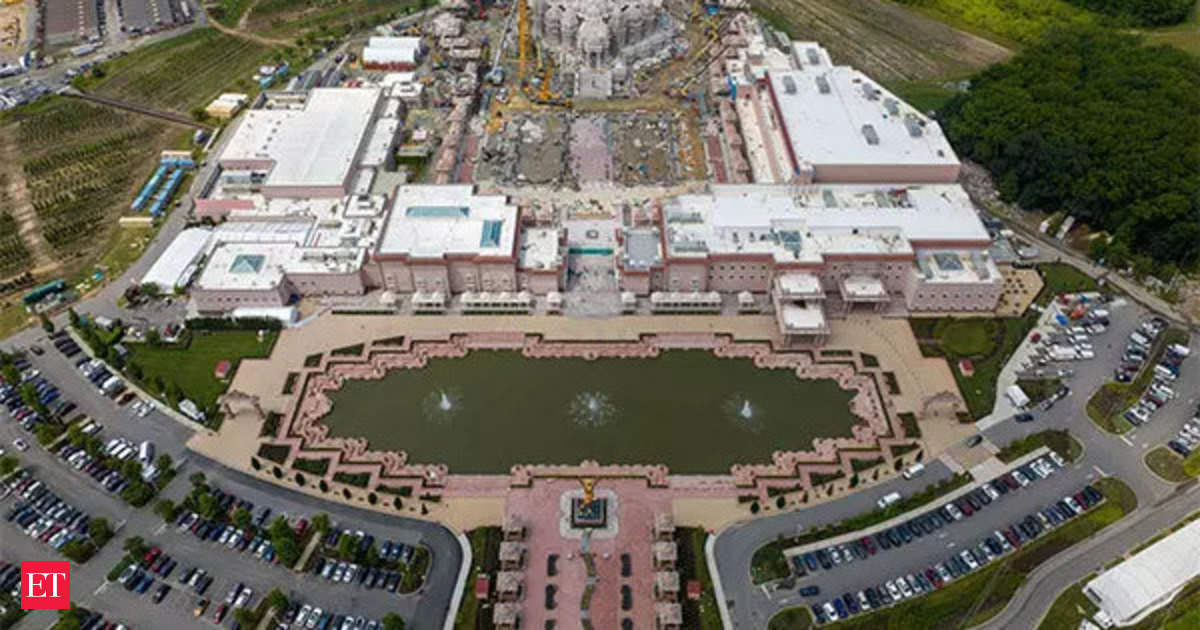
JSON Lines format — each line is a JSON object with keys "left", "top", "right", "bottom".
{"left": 940, "top": 27, "right": 1200, "bottom": 275}
{"left": 1064, "top": 0, "right": 1195, "bottom": 26}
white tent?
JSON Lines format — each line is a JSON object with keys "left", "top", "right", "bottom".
{"left": 1005, "top": 385, "right": 1030, "bottom": 408}
{"left": 141, "top": 228, "right": 212, "bottom": 292}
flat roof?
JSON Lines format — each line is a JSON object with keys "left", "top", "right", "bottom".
{"left": 378, "top": 185, "right": 517, "bottom": 259}
{"left": 221, "top": 88, "right": 381, "bottom": 189}
{"left": 665, "top": 184, "right": 990, "bottom": 262}
{"left": 766, "top": 66, "right": 958, "bottom": 168}
{"left": 142, "top": 228, "right": 212, "bottom": 290}
{"left": 519, "top": 228, "right": 562, "bottom": 271}
{"left": 623, "top": 228, "right": 662, "bottom": 269}
{"left": 1086, "top": 518, "right": 1200, "bottom": 624}
{"left": 196, "top": 242, "right": 290, "bottom": 291}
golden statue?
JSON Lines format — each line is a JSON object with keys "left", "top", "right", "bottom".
{"left": 580, "top": 477, "right": 596, "bottom": 508}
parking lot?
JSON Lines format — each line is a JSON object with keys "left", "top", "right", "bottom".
{"left": 769, "top": 449, "right": 1105, "bottom": 617}
{"left": 1, "top": 334, "right": 464, "bottom": 629}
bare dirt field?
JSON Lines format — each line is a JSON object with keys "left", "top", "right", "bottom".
{"left": 752, "top": 0, "right": 1011, "bottom": 81}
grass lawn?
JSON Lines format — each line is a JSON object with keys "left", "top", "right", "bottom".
{"left": 1034, "top": 263, "right": 1099, "bottom": 307}
{"left": 996, "top": 430, "right": 1081, "bottom": 464}
{"left": 912, "top": 313, "right": 1038, "bottom": 420}
{"left": 453, "top": 527, "right": 501, "bottom": 630}
{"left": 885, "top": 79, "right": 961, "bottom": 113}
{"left": 802, "top": 478, "right": 1135, "bottom": 630}
{"left": 1144, "top": 446, "right": 1194, "bottom": 482}
{"left": 129, "top": 330, "right": 277, "bottom": 409}
{"left": 1087, "top": 328, "right": 1190, "bottom": 434}
{"left": 751, "top": 540, "right": 792, "bottom": 584}
{"left": 768, "top": 607, "right": 814, "bottom": 630}
{"left": 678, "top": 527, "right": 723, "bottom": 629}
{"left": 1038, "top": 574, "right": 1100, "bottom": 630}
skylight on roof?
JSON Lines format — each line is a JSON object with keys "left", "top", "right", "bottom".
{"left": 229, "top": 254, "right": 266, "bottom": 274}
{"left": 480, "top": 220, "right": 503, "bottom": 248}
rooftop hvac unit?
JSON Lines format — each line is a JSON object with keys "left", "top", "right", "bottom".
{"left": 815, "top": 75, "right": 830, "bottom": 94}
{"left": 904, "top": 115, "right": 925, "bottom": 138}
{"left": 972, "top": 251, "right": 991, "bottom": 280}
{"left": 806, "top": 48, "right": 820, "bottom": 66}
{"left": 782, "top": 76, "right": 796, "bottom": 94}
{"left": 822, "top": 189, "right": 837, "bottom": 207}
{"left": 862, "top": 83, "right": 880, "bottom": 100}
{"left": 861, "top": 124, "right": 880, "bottom": 145}
{"left": 884, "top": 98, "right": 899, "bottom": 115}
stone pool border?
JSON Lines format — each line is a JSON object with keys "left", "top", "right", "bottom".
{"left": 248, "top": 331, "right": 923, "bottom": 497}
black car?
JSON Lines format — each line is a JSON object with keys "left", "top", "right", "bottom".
{"left": 804, "top": 552, "right": 819, "bottom": 571}
{"left": 799, "top": 585, "right": 820, "bottom": 597}
{"left": 875, "top": 532, "right": 891, "bottom": 550}
{"left": 1169, "top": 440, "right": 1191, "bottom": 457}
{"left": 816, "top": 550, "right": 833, "bottom": 570}
{"left": 1083, "top": 485, "right": 1103, "bottom": 504}
{"left": 1014, "top": 412, "right": 1035, "bottom": 423}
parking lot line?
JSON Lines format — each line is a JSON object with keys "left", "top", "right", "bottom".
{"left": 1093, "top": 465, "right": 1107, "bottom": 477}
{"left": 1119, "top": 435, "right": 1134, "bottom": 446}
{"left": 93, "top": 582, "right": 108, "bottom": 597}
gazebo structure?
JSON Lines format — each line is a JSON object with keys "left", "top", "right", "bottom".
{"left": 499, "top": 541, "right": 527, "bottom": 570}
{"left": 655, "top": 602, "right": 683, "bottom": 629}
{"left": 653, "top": 540, "right": 677, "bottom": 570}
{"left": 654, "top": 571, "right": 680, "bottom": 601}
{"left": 497, "top": 571, "right": 525, "bottom": 602}
{"left": 492, "top": 603, "right": 521, "bottom": 629}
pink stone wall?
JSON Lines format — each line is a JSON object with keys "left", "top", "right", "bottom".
{"left": 286, "top": 270, "right": 366, "bottom": 296}
{"left": 194, "top": 198, "right": 254, "bottom": 221}
{"left": 905, "top": 278, "right": 1004, "bottom": 312}
{"left": 620, "top": 270, "right": 651, "bottom": 295}
{"left": 812, "top": 163, "right": 961, "bottom": 184}
{"left": 665, "top": 262, "right": 708, "bottom": 292}
{"left": 192, "top": 283, "right": 291, "bottom": 312}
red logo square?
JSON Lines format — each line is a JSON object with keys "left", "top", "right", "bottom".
{"left": 21, "top": 561, "right": 70, "bottom": 609}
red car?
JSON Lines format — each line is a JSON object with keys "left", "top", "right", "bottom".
{"left": 860, "top": 537, "right": 876, "bottom": 555}
{"left": 212, "top": 603, "right": 228, "bottom": 624}
{"left": 142, "top": 547, "right": 161, "bottom": 567}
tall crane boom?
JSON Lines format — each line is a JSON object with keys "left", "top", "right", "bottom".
{"left": 518, "top": 0, "right": 530, "bottom": 80}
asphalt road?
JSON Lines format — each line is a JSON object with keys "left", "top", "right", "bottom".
{"left": 2, "top": 341, "right": 463, "bottom": 629}
{"left": 714, "top": 298, "right": 1199, "bottom": 628}
{"left": 772, "top": 456, "right": 1104, "bottom": 614}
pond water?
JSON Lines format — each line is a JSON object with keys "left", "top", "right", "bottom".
{"left": 322, "top": 351, "right": 860, "bottom": 474}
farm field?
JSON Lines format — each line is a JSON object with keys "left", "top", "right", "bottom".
{"left": 243, "top": 0, "right": 425, "bottom": 40}
{"left": 750, "top": 0, "right": 1011, "bottom": 82}
{"left": 78, "top": 28, "right": 272, "bottom": 114}
{"left": 0, "top": 209, "right": 28, "bottom": 278}
{"left": 0, "top": 97, "right": 181, "bottom": 284}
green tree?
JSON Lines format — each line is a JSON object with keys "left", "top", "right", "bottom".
{"left": 233, "top": 507, "right": 253, "bottom": 531}
{"left": 145, "top": 327, "right": 162, "bottom": 347}
{"left": 57, "top": 604, "right": 92, "bottom": 629}
{"left": 311, "top": 513, "right": 331, "bottom": 534}
{"left": 197, "top": 493, "right": 220, "bottom": 519}
{"left": 381, "top": 613, "right": 405, "bottom": 630}
{"left": 68, "top": 308, "right": 81, "bottom": 328}
{"left": 121, "top": 481, "right": 155, "bottom": 507}
{"left": 265, "top": 587, "right": 289, "bottom": 613}
{"left": 156, "top": 453, "right": 173, "bottom": 472}
{"left": 39, "top": 312, "right": 54, "bottom": 334}
{"left": 189, "top": 471, "right": 207, "bottom": 487}
{"left": 337, "top": 533, "right": 357, "bottom": 560}
{"left": 62, "top": 539, "right": 96, "bottom": 562}
{"left": 87, "top": 517, "right": 112, "bottom": 543}
{"left": 121, "top": 458, "right": 143, "bottom": 481}
{"left": 0, "top": 455, "right": 19, "bottom": 476}
{"left": 34, "top": 422, "right": 63, "bottom": 446}
{"left": 124, "top": 535, "right": 148, "bottom": 556}
{"left": 154, "top": 499, "right": 179, "bottom": 522}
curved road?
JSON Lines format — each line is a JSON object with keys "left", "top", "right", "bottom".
{"left": 714, "top": 297, "right": 1197, "bottom": 628}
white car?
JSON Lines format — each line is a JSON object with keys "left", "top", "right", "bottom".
{"left": 822, "top": 601, "right": 839, "bottom": 621}
{"left": 960, "top": 550, "right": 979, "bottom": 570}
{"left": 12, "top": 438, "right": 28, "bottom": 451}
{"left": 897, "top": 577, "right": 913, "bottom": 598}
{"left": 1049, "top": 451, "right": 1066, "bottom": 467}
{"left": 295, "top": 605, "right": 312, "bottom": 626}
{"left": 982, "top": 484, "right": 1001, "bottom": 500}
{"left": 1064, "top": 496, "right": 1083, "bottom": 514}
{"left": 857, "top": 591, "right": 872, "bottom": 612}
{"left": 306, "top": 608, "right": 323, "bottom": 629}
{"left": 945, "top": 503, "right": 964, "bottom": 520}
{"left": 885, "top": 580, "right": 902, "bottom": 601}
{"left": 1011, "top": 469, "right": 1031, "bottom": 487}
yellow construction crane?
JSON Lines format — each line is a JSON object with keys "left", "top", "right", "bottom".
{"left": 518, "top": 0, "right": 530, "bottom": 81}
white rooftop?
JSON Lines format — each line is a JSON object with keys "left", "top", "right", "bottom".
{"left": 1085, "top": 518, "right": 1200, "bottom": 625}
{"left": 665, "top": 184, "right": 990, "bottom": 263}
{"left": 142, "top": 228, "right": 212, "bottom": 291}
{"left": 221, "top": 88, "right": 381, "bottom": 189}
{"left": 378, "top": 185, "right": 518, "bottom": 259}
{"left": 197, "top": 241, "right": 367, "bottom": 291}
{"left": 779, "top": 302, "right": 827, "bottom": 333}
{"left": 519, "top": 227, "right": 562, "bottom": 271}
{"left": 766, "top": 65, "right": 958, "bottom": 169}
